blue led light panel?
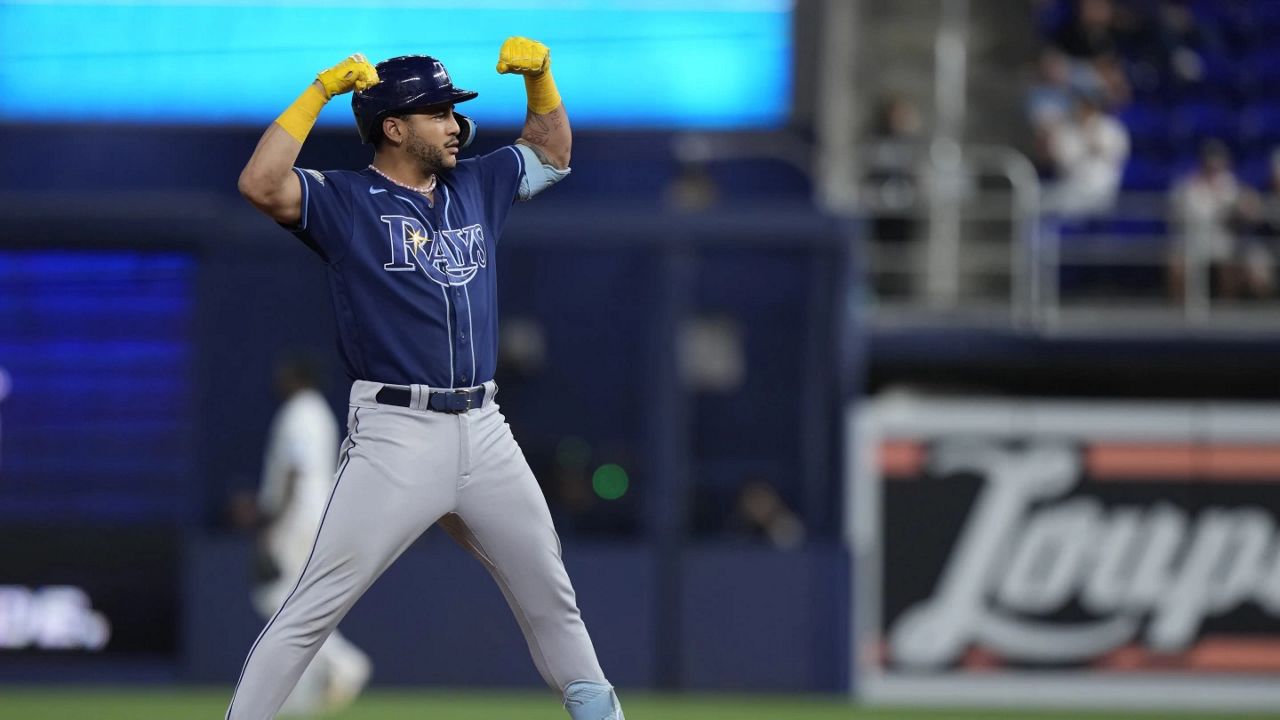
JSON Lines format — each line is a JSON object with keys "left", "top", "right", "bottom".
{"left": 0, "top": 250, "right": 196, "bottom": 522}
{"left": 0, "top": 0, "right": 792, "bottom": 129}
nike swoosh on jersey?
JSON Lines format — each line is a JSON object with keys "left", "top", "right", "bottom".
{"left": 369, "top": 187, "right": 387, "bottom": 195}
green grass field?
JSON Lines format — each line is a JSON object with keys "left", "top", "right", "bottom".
{"left": 3, "top": 689, "right": 1280, "bottom": 720}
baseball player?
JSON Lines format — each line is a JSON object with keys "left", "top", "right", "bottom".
{"left": 227, "top": 38, "right": 624, "bottom": 720}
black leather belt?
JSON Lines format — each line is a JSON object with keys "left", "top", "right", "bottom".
{"left": 375, "top": 385, "right": 485, "bottom": 414}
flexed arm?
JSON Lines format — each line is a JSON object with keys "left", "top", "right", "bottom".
{"left": 497, "top": 37, "right": 571, "bottom": 170}
{"left": 238, "top": 54, "right": 380, "bottom": 224}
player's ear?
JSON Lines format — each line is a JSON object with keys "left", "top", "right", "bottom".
{"left": 381, "top": 116, "right": 404, "bottom": 146}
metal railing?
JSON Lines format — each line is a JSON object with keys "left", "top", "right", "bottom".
{"left": 843, "top": 143, "right": 1280, "bottom": 335}
{"left": 1038, "top": 192, "right": 1280, "bottom": 332}
{"left": 842, "top": 140, "right": 1043, "bottom": 325}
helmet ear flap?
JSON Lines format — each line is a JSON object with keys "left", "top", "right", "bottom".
{"left": 455, "top": 113, "right": 476, "bottom": 150}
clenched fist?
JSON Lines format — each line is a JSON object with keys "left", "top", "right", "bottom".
{"left": 317, "top": 53, "right": 380, "bottom": 99}
{"left": 496, "top": 37, "right": 550, "bottom": 76}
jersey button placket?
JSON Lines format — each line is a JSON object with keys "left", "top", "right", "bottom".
{"left": 453, "top": 283, "right": 471, "bottom": 386}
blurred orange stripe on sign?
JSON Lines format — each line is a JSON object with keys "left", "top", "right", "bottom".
{"left": 1087, "top": 444, "right": 1195, "bottom": 478}
{"left": 1189, "top": 638, "right": 1280, "bottom": 672}
{"left": 1087, "top": 444, "right": 1280, "bottom": 481}
{"left": 1204, "top": 446, "right": 1280, "bottom": 479}
{"left": 880, "top": 441, "right": 924, "bottom": 479}
{"left": 1097, "top": 638, "right": 1280, "bottom": 672}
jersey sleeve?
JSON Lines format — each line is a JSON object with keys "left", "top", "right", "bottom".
{"left": 474, "top": 146, "right": 527, "bottom": 236}
{"left": 287, "top": 168, "right": 355, "bottom": 263}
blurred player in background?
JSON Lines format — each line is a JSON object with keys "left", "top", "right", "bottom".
{"left": 230, "top": 356, "right": 371, "bottom": 716}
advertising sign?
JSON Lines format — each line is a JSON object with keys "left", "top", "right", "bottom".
{"left": 0, "top": 526, "right": 179, "bottom": 666}
{"left": 849, "top": 396, "right": 1280, "bottom": 709}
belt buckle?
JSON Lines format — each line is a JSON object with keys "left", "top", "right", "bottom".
{"left": 453, "top": 388, "right": 473, "bottom": 413}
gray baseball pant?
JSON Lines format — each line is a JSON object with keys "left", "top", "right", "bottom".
{"left": 226, "top": 380, "right": 608, "bottom": 719}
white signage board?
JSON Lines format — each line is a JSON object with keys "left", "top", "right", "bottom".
{"left": 848, "top": 395, "right": 1280, "bottom": 710}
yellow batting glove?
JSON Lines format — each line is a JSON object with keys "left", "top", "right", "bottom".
{"left": 276, "top": 53, "right": 378, "bottom": 143}
{"left": 496, "top": 37, "right": 561, "bottom": 115}
{"left": 317, "top": 53, "right": 380, "bottom": 100}
{"left": 496, "top": 36, "right": 550, "bottom": 75}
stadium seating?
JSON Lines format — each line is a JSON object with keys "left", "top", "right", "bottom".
{"left": 1039, "top": 0, "right": 1280, "bottom": 299}
{"left": 1042, "top": 0, "right": 1280, "bottom": 193}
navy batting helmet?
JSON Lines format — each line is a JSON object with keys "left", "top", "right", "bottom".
{"left": 351, "top": 55, "right": 478, "bottom": 146}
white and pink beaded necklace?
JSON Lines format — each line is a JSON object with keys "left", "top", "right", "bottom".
{"left": 367, "top": 164, "right": 437, "bottom": 196}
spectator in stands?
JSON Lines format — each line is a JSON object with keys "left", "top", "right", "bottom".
{"left": 1048, "top": 0, "right": 1132, "bottom": 107}
{"left": 872, "top": 93, "right": 924, "bottom": 143}
{"left": 1168, "top": 140, "right": 1273, "bottom": 301}
{"left": 1029, "top": 48, "right": 1106, "bottom": 171}
{"left": 1043, "top": 88, "right": 1131, "bottom": 217}
{"left": 1237, "top": 148, "right": 1280, "bottom": 295}
{"left": 1150, "top": 0, "right": 1225, "bottom": 89}
{"left": 1091, "top": 51, "right": 1133, "bottom": 108}
{"left": 865, "top": 94, "right": 925, "bottom": 297}
{"left": 1053, "top": 0, "right": 1119, "bottom": 61}
{"left": 1029, "top": 48, "right": 1078, "bottom": 131}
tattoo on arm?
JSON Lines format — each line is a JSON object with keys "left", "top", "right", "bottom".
{"left": 520, "top": 106, "right": 563, "bottom": 147}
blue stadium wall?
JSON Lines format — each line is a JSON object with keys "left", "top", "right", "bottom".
{"left": 184, "top": 537, "right": 849, "bottom": 691}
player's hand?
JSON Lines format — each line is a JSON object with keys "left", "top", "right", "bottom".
{"left": 496, "top": 37, "right": 550, "bottom": 76}
{"left": 317, "top": 53, "right": 380, "bottom": 99}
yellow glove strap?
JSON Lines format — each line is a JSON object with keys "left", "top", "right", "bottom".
{"left": 275, "top": 84, "right": 328, "bottom": 144}
{"left": 524, "top": 69, "right": 561, "bottom": 115}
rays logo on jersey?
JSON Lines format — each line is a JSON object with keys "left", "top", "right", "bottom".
{"left": 379, "top": 216, "right": 487, "bottom": 287}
